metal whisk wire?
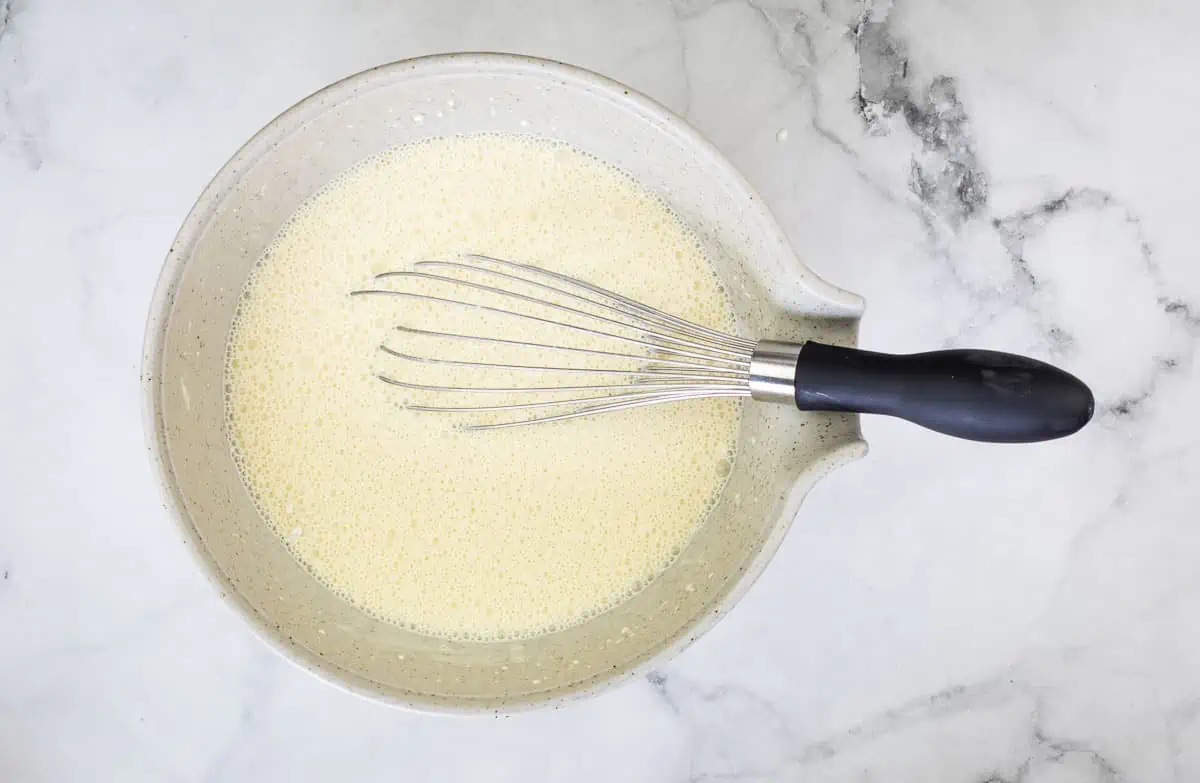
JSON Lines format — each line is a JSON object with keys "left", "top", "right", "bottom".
{"left": 350, "top": 254, "right": 754, "bottom": 429}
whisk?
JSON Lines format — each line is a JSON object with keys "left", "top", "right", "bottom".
{"left": 350, "top": 255, "right": 1093, "bottom": 443}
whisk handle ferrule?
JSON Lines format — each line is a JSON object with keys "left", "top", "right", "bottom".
{"left": 747, "top": 340, "right": 804, "bottom": 404}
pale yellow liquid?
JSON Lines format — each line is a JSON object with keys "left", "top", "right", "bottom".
{"left": 226, "top": 134, "right": 741, "bottom": 640}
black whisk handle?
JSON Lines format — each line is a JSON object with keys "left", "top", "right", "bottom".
{"left": 790, "top": 342, "right": 1094, "bottom": 443}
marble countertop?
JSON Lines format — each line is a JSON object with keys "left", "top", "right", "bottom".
{"left": 3, "top": 0, "right": 1199, "bottom": 780}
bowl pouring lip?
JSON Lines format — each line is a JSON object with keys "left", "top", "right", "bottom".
{"left": 140, "top": 51, "right": 867, "bottom": 713}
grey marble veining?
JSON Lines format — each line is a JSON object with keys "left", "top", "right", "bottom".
{"left": 2, "top": 0, "right": 1199, "bottom": 780}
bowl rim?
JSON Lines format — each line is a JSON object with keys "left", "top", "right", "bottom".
{"left": 141, "top": 51, "right": 867, "bottom": 713}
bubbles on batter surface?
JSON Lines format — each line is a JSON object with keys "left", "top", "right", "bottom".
{"left": 224, "top": 133, "right": 743, "bottom": 641}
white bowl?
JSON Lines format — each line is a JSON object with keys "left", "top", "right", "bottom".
{"left": 143, "top": 53, "right": 866, "bottom": 711}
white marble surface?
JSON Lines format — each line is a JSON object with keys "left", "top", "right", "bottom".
{"left": 3, "top": 0, "right": 1200, "bottom": 779}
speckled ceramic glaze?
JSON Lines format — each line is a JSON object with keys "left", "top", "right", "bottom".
{"left": 142, "top": 53, "right": 867, "bottom": 711}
